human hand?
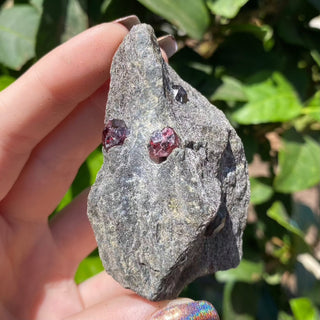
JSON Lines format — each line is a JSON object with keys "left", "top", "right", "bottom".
{"left": 0, "top": 15, "right": 218, "bottom": 320}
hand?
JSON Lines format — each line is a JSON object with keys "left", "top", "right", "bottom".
{"left": 0, "top": 18, "right": 170, "bottom": 320}
{"left": 0, "top": 16, "right": 219, "bottom": 320}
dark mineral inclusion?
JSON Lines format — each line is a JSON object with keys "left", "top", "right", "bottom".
{"left": 87, "top": 24, "right": 250, "bottom": 301}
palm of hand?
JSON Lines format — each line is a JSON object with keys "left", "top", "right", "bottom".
{"left": 0, "top": 218, "right": 83, "bottom": 319}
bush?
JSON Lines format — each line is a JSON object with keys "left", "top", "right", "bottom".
{"left": 1, "top": 0, "right": 319, "bottom": 319}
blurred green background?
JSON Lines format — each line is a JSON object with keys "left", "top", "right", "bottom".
{"left": 1, "top": 0, "right": 320, "bottom": 319}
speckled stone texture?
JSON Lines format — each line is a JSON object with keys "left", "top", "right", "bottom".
{"left": 87, "top": 24, "right": 250, "bottom": 301}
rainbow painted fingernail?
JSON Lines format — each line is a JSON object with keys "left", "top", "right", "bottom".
{"left": 150, "top": 300, "right": 220, "bottom": 320}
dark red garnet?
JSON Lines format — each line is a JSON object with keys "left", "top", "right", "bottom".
{"left": 102, "top": 119, "right": 129, "bottom": 152}
{"left": 148, "top": 127, "right": 180, "bottom": 163}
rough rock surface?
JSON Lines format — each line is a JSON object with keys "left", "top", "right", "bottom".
{"left": 87, "top": 24, "right": 250, "bottom": 301}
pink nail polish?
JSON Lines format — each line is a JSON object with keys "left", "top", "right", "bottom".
{"left": 114, "top": 15, "right": 141, "bottom": 30}
{"left": 158, "top": 35, "right": 178, "bottom": 59}
{"left": 150, "top": 300, "right": 220, "bottom": 320}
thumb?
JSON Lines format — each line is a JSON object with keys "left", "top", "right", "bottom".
{"left": 63, "top": 294, "right": 169, "bottom": 320}
{"left": 64, "top": 294, "right": 219, "bottom": 320}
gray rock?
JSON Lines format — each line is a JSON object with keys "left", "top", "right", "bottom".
{"left": 87, "top": 24, "right": 250, "bottom": 301}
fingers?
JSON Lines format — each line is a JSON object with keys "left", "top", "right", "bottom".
{"left": 50, "top": 189, "right": 96, "bottom": 268}
{"left": 0, "top": 22, "right": 128, "bottom": 201}
{"left": 67, "top": 293, "right": 216, "bottom": 320}
{"left": 65, "top": 293, "right": 167, "bottom": 320}
{"left": 158, "top": 35, "right": 178, "bottom": 60}
{"left": 0, "top": 81, "right": 107, "bottom": 221}
{"left": 0, "top": 36, "right": 176, "bottom": 223}
{"left": 78, "top": 271, "right": 133, "bottom": 308}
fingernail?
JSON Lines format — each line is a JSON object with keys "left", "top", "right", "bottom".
{"left": 114, "top": 15, "right": 141, "bottom": 30}
{"left": 150, "top": 300, "right": 220, "bottom": 320}
{"left": 158, "top": 35, "right": 178, "bottom": 59}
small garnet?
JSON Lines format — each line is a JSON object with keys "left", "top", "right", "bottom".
{"left": 148, "top": 127, "right": 180, "bottom": 163}
{"left": 172, "top": 84, "right": 188, "bottom": 104}
{"left": 102, "top": 119, "right": 129, "bottom": 152}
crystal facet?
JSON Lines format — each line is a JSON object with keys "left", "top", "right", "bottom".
{"left": 172, "top": 84, "right": 188, "bottom": 104}
{"left": 148, "top": 127, "right": 180, "bottom": 163}
{"left": 102, "top": 119, "right": 129, "bottom": 151}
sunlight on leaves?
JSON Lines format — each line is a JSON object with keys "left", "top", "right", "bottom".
{"left": 0, "top": 75, "right": 15, "bottom": 90}
{"left": 216, "top": 259, "right": 263, "bottom": 283}
{"left": 137, "top": 0, "right": 210, "bottom": 39}
{"left": 290, "top": 298, "right": 319, "bottom": 320}
{"left": 212, "top": 75, "right": 247, "bottom": 102}
{"left": 302, "top": 91, "right": 320, "bottom": 122}
{"left": 206, "top": 0, "right": 249, "bottom": 19}
{"left": 75, "top": 256, "right": 104, "bottom": 284}
{"left": 250, "top": 177, "right": 274, "bottom": 205}
{"left": 274, "top": 133, "right": 320, "bottom": 193}
{"left": 232, "top": 72, "right": 302, "bottom": 124}
{"left": 0, "top": 5, "right": 40, "bottom": 69}
{"left": 267, "top": 202, "right": 304, "bottom": 238}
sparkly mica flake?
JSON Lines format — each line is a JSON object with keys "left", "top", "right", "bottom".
{"left": 148, "top": 127, "right": 180, "bottom": 163}
{"left": 172, "top": 84, "right": 189, "bottom": 104}
{"left": 151, "top": 301, "right": 220, "bottom": 320}
{"left": 102, "top": 119, "right": 129, "bottom": 151}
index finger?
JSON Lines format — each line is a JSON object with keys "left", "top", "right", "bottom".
{"left": 0, "top": 22, "right": 128, "bottom": 201}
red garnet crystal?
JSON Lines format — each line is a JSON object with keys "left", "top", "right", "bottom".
{"left": 102, "top": 119, "right": 129, "bottom": 152}
{"left": 148, "top": 127, "right": 180, "bottom": 163}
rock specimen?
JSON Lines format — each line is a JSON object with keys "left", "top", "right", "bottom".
{"left": 87, "top": 24, "right": 250, "bottom": 301}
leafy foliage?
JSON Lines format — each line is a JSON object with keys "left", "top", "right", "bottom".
{"left": 206, "top": 0, "right": 250, "bottom": 19}
{"left": 274, "top": 132, "right": 320, "bottom": 193}
{"left": 231, "top": 72, "right": 303, "bottom": 124}
{"left": 290, "top": 298, "right": 319, "bottom": 320}
{"left": 137, "top": 0, "right": 210, "bottom": 39}
{"left": 0, "top": 4, "right": 40, "bottom": 69}
{"left": 1, "top": 0, "right": 320, "bottom": 319}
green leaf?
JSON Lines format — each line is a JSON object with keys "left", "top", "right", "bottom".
{"left": 61, "top": 0, "right": 88, "bottom": 43}
{"left": 290, "top": 298, "right": 319, "bottom": 320}
{"left": 226, "top": 24, "right": 274, "bottom": 50}
{"left": 75, "top": 256, "right": 104, "bottom": 284}
{"left": 250, "top": 177, "right": 273, "bottom": 205}
{"left": 263, "top": 272, "right": 282, "bottom": 285}
{"left": 216, "top": 259, "right": 263, "bottom": 283}
{"left": 86, "top": 148, "right": 103, "bottom": 185}
{"left": 30, "top": 0, "right": 44, "bottom": 13}
{"left": 55, "top": 188, "right": 73, "bottom": 212}
{"left": 71, "top": 148, "right": 102, "bottom": 198}
{"left": 311, "top": 50, "right": 320, "bottom": 67}
{"left": 267, "top": 202, "right": 304, "bottom": 238}
{"left": 206, "top": 0, "right": 249, "bottom": 19}
{"left": 232, "top": 72, "right": 303, "bottom": 124}
{"left": 302, "top": 91, "right": 320, "bottom": 122}
{"left": 278, "top": 311, "right": 295, "bottom": 320}
{"left": 222, "top": 282, "right": 258, "bottom": 320}
{"left": 212, "top": 76, "right": 247, "bottom": 102}
{"left": 274, "top": 132, "right": 320, "bottom": 193}
{"left": 55, "top": 148, "right": 103, "bottom": 212}
{"left": 36, "top": 0, "right": 66, "bottom": 57}
{"left": 137, "top": 0, "right": 210, "bottom": 39}
{"left": 0, "top": 75, "right": 15, "bottom": 90}
{"left": 101, "top": 0, "right": 112, "bottom": 13}
{"left": 0, "top": 5, "right": 40, "bottom": 70}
